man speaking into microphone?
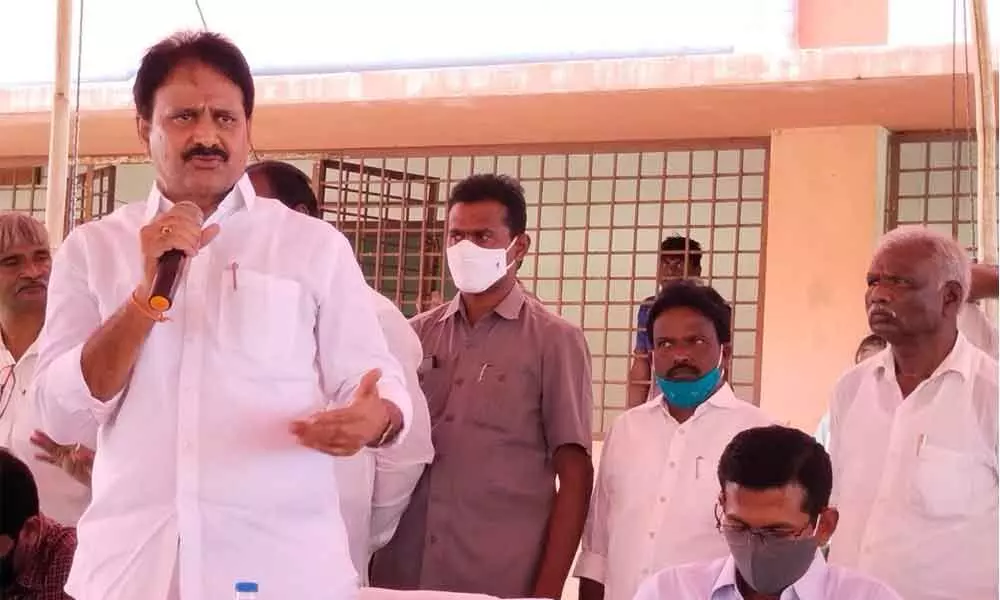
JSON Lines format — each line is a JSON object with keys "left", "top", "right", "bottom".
{"left": 33, "top": 31, "right": 411, "bottom": 600}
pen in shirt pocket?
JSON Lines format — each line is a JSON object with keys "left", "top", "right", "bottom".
{"left": 228, "top": 261, "right": 239, "bottom": 291}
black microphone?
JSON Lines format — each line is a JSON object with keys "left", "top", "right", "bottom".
{"left": 148, "top": 249, "right": 185, "bottom": 312}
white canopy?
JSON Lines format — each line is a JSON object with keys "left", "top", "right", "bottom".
{"left": 2, "top": 0, "right": 800, "bottom": 86}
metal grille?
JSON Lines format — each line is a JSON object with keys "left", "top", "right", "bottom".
{"left": 316, "top": 144, "right": 769, "bottom": 435}
{"left": 887, "top": 133, "right": 979, "bottom": 253}
{"left": 74, "top": 165, "right": 118, "bottom": 224}
{"left": 0, "top": 167, "right": 47, "bottom": 219}
{"left": 316, "top": 158, "right": 446, "bottom": 318}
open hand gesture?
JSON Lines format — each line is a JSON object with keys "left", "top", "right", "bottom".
{"left": 290, "top": 369, "right": 400, "bottom": 457}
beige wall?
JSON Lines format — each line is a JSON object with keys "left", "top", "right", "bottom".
{"left": 758, "top": 126, "right": 888, "bottom": 431}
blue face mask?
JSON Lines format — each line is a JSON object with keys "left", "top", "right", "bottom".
{"left": 655, "top": 356, "right": 724, "bottom": 409}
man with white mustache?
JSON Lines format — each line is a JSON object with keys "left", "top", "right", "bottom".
{"left": 371, "top": 174, "right": 594, "bottom": 599}
{"left": 827, "top": 225, "right": 998, "bottom": 600}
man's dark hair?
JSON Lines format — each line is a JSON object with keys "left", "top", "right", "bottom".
{"left": 646, "top": 280, "right": 732, "bottom": 345}
{"left": 246, "top": 161, "right": 319, "bottom": 217}
{"left": 718, "top": 425, "right": 833, "bottom": 520}
{"left": 661, "top": 235, "right": 703, "bottom": 270}
{"left": 0, "top": 449, "right": 39, "bottom": 539}
{"left": 133, "top": 31, "right": 255, "bottom": 121}
{"left": 448, "top": 174, "right": 527, "bottom": 236}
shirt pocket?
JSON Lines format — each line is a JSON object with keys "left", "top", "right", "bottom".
{"left": 468, "top": 365, "right": 537, "bottom": 437}
{"left": 217, "top": 268, "right": 308, "bottom": 370}
{"left": 911, "top": 444, "right": 997, "bottom": 519}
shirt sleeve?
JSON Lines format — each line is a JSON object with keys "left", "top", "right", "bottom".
{"left": 315, "top": 231, "right": 412, "bottom": 438}
{"left": 635, "top": 302, "right": 651, "bottom": 354}
{"left": 574, "top": 422, "right": 617, "bottom": 583}
{"left": 368, "top": 294, "right": 434, "bottom": 551}
{"left": 540, "top": 322, "right": 593, "bottom": 455}
{"left": 33, "top": 228, "right": 123, "bottom": 444}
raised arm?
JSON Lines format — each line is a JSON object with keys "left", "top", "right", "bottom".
{"left": 969, "top": 263, "right": 999, "bottom": 302}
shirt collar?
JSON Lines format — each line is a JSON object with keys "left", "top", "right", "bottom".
{"left": 652, "top": 382, "right": 747, "bottom": 421}
{"left": 0, "top": 334, "right": 39, "bottom": 368}
{"left": 711, "top": 552, "right": 827, "bottom": 600}
{"left": 143, "top": 174, "right": 256, "bottom": 224}
{"left": 873, "top": 332, "right": 977, "bottom": 384}
{"left": 439, "top": 283, "right": 526, "bottom": 323}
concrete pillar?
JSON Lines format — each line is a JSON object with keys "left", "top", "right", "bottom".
{"left": 758, "top": 126, "right": 889, "bottom": 430}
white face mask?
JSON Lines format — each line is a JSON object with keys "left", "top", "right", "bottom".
{"left": 446, "top": 238, "right": 516, "bottom": 294}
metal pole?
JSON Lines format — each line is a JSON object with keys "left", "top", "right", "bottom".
{"left": 44, "top": 0, "right": 73, "bottom": 244}
{"left": 969, "top": 0, "right": 997, "bottom": 321}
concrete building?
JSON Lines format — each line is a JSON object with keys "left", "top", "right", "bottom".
{"left": 0, "top": 0, "right": 994, "bottom": 437}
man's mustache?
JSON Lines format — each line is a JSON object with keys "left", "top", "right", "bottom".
{"left": 667, "top": 364, "right": 700, "bottom": 378}
{"left": 868, "top": 305, "right": 897, "bottom": 319}
{"left": 182, "top": 145, "right": 229, "bottom": 162}
{"left": 16, "top": 279, "right": 46, "bottom": 293}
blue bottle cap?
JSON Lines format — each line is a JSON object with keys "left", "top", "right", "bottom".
{"left": 235, "top": 581, "right": 259, "bottom": 593}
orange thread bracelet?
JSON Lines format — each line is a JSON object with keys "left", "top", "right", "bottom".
{"left": 130, "top": 291, "right": 168, "bottom": 323}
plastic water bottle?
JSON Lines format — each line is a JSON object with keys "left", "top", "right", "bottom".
{"left": 234, "top": 581, "right": 258, "bottom": 599}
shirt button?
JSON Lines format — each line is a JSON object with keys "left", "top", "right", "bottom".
{"left": 648, "top": 531, "right": 655, "bottom": 539}
{"left": 678, "top": 429, "right": 686, "bottom": 436}
{"left": 444, "top": 415, "right": 455, "bottom": 423}
{"left": 658, "top": 496, "right": 666, "bottom": 503}
{"left": 669, "top": 461, "right": 676, "bottom": 468}
{"left": 454, "top": 378, "right": 464, "bottom": 387}
{"left": 430, "top": 535, "right": 438, "bottom": 545}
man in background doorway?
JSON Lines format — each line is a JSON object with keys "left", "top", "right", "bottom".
{"left": 247, "top": 160, "right": 434, "bottom": 582}
{"left": 627, "top": 235, "right": 703, "bottom": 408}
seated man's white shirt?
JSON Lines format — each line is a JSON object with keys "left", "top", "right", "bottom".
{"left": 33, "top": 176, "right": 412, "bottom": 600}
{"left": 574, "top": 384, "right": 773, "bottom": 600}
{"left": 0, "top": 339, "right": 92, "bottom": 525}
{"left": 958, "top": 302, "right": 998, "bottom": 359}
{"left": 828, "top": 334, "right": 998, "bottom": 600}
{"left": 632, "top": 552, "right": 902, "bottom": 600}
{"left": 336, "top": 288, "right": 434, "bottom": 583}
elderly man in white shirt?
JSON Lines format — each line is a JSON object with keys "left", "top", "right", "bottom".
{"left": 0, "top": 213, "right": 93, "bottom": 525}
{"left": 828, "top": 225, "right": 998, "bottom": 600}
{"left": 246, "top": 159, "right": 435, "bottom": 582}
{"left": 34, "top": 32, "right": 411, "bottom": 600}
{"left": 634, "top": 425, "right": 901, "bottom": 600}
{"left": 575, "top": 281, "right": 772, "bottom": 600}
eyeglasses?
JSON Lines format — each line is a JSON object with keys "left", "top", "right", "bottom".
{"left": 0, "top": 365, "right": 17, "bottom": 423}
{"left": 714, "top": 503, "right": 815, "bottom": 546}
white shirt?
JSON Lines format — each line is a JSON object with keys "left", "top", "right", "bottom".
{"left": 336, "top": 288, "right": 434, "bottom": 583}
{"left": 632, "top": 552, "right": 902, "bottom": 600}
{"left": 33, "top": 176, "right": 413, "bottom": 600}
{"left": 828, "top": 334, "right": 998, "bottom": 600}
{"left": 574, "top": 385, "right": 773, "bottom": 600}
{"left": 1, "top": 339, "right": 92, "bottom": 525}
{"left": 813, "top": 302, "right": 995, "bottom": 452}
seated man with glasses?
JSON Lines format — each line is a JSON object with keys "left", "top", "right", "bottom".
{"left": 633, "top": 425, "right": 901, "bottom": 600}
